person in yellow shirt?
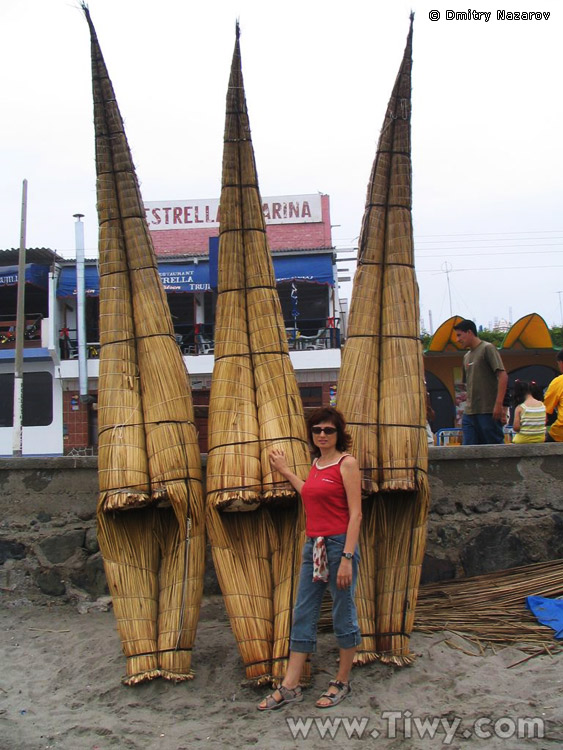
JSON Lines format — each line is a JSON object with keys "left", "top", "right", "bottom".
{"left": 544, "top": 350, "right": 563, "bottom": 442}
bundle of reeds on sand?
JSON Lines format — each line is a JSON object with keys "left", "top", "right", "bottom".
{"left": 206, "top": 25, "right": 310, "bottom": 685}
{"left": 414, "top": 559, "right": 563, "bottom": 650}
{"left": 337, "top": 14, "right": 429, "bottom": 667}
{"left": 85, "top": 5, "right": 204, "bottom": 685}
{"left": 322, "top": 559, "right": 563, "bottom": 654}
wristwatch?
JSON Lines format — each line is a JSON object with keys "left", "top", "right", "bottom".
{"left": 341, "top": 552, "right": 353, "bottom": 560}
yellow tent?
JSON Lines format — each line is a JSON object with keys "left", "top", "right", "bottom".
{"left": 501, "top": 314, "right": 553, "bottom": 350}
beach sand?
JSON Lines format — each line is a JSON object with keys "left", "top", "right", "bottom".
{"left": 1, "top": 596, "right": 561, "bottom": 750}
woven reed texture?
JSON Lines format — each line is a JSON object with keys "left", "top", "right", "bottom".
{"left": 157, "top": 507, "right": 205, "bottom": 680}
{"left": 337, "top": 15, "right": 427, "bottom": 495}
{"left": 335, "top": 16, "right": 429, "bottom": 667}
{"left": 97, "top": 509, "right": 160, "bottom": 684}
{"left": 86, "top": 5, "right": 204, "bottom": 684}
{"left": 207, "top": 26, "right": 310, "bottom": 686}
{"left": 372, "top": 475, "right": 429, "bottom": 664}
{"left": 353, "top": 499, "right": 378, "bottom": 665}
{"left": 207, "top": 504, "right": 274, "bottom": 684}
{"left": 207, "top": 25, "right": 309, "bottom": 512}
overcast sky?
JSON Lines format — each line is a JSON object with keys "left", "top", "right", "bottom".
{"left": 1, "top": 0, "right": 561, "bottom": 332}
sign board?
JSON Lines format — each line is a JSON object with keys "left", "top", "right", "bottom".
{"left": 144, "top": 193, "right": 323, "bottom": 231}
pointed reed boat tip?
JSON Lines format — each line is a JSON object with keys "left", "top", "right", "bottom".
{"left": 235, "top": 19, "right": 241, "bottom": 39}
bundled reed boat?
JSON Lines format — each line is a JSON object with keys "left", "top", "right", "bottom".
{"left": 84, "top": 5, "right": 205, "bottom": 685}
{"left": 337, "top": 14, "right": 429, "bottom": 666}
{"left": 206, "top": 24, "right": 310, "bottom": 685}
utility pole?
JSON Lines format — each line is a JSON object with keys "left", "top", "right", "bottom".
{"left": 12, "top": 179, "right": 28, "bottom": 456}
{"left": 441, "top": 261, "right": 453, "bottom": 318}
{"left": 557, "top": 291, "right": 563, "bottom": 329}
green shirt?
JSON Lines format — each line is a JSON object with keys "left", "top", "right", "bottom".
{"left": 463, "top": 341, "right": 505, "bottom": 415}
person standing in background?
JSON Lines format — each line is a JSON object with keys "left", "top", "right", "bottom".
{"left": 453, "top": 320, "right": 508, "bottom": 445}
{"left": 544, "top": 349, "right": 563, "bottom": 442}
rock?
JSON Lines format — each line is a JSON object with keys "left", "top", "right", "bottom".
{"left": 36, "top": 511, "right": 52, "bottom": 523}
{"left": 0, "top": 540, "right": 26, "bottom": 565}
{"left": 22, "top": 470, "right": 54, "bottom": 492}
{"left": 77, "top": 597, "right": 111, "bottom": 614}
{"left": 84, "top": 528, "right": 99, "bottom": 554}
{"left": 430, "top": 497, "right": 455, "bottom": 516}
{"left": 460, "top": 525, "right": 531, "bottom": 576}
{"left": 420, "top": 554, "right": 456, "bottom": 585}
{"left": 34, "top": 568, "right": 65, "bottom": 596}
{"left": 38, "top": 530, "right": 86, "bottom": 564}
{"left": 549, "top": 513, "right": 563, "bottom": 558}
{"left": 77, "top": 509, "right": 96, "bottom": 522}
{"left": 69, "top": 553, "right": 108, "bottom": 597}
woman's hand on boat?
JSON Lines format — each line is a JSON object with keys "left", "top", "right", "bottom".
{"left": 269, "top": 448, "right": 289, "bottom": 474}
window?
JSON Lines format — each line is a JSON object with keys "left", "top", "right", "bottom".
{"left": 0, "top": 372, "right": 53, "bottom": 427}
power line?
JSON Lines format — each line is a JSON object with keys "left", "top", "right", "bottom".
{"left": 422, "top": 264, "right": 563, "bottom": 273}
{"left": 417, "top": 246, "right": 563, "bottom": 258}
{"left": 415, "top": 230, "right": 563, "bottom": 238}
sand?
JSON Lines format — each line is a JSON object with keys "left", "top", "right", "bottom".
{"left": 1, "top": 596, "right": 561, "bottom": 750}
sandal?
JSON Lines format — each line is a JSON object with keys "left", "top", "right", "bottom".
{"left": 257, "top": 684, "right": 303, "bottom": 711}
{"left": 316, "top": 679, "right": 351, "bottom": 708}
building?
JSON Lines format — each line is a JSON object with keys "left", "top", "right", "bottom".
{"left": 0, "top": 193, "right": 343, "bottom": 455}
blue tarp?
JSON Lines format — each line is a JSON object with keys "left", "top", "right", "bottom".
{"left": 57, "top": 251, "right": 335, "bottom": 297}
{"left": 0, "top": 264, "right": 49, "bottom": 289}
{"left": 526, "top": 595, "right": 563, "bottom": 639}
{"left": 208, "top": 236, "right": 334, "bottom": 290}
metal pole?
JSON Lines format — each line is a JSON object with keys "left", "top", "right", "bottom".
{"left": 557, "top": 291, "right": 563, "bottom": 329}
{"left": 12, "top": 179, "right": 28, "bottom": 456}
{"left": 74, "top": 214, "right": 89, "bottom": 401}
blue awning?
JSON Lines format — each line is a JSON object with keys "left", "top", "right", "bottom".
{"left": 57, "top": 252, "right": 335, "bottom": 297}
{"left": 208, "top": 236, "right": 334, "bottom": 290}
{"left": 0, "top": 264, "right": 49, "bottom": 289}
{"left": 273, "top": 254, "right": 334, "bottom": 285}
{"left": 57, "top": 262, "right": 211, "bottom": 297}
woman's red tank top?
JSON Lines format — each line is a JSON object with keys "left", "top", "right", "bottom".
{"left": 301, "top": 454, "right": 350, "bottom": 536}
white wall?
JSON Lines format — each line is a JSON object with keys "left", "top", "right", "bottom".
{"left": 0, "top": 361, "right": 63, "bottom": 456}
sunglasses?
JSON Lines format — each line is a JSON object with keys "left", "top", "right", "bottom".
{"left": 311, "top": 426, "right": 337, "bottom": 435}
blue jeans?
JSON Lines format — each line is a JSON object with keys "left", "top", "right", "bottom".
{"left": 462, "top": 413, "right": 504, "bottom": 445}
{"left": 289, "top": 533, "right": 361, "bottom": 653}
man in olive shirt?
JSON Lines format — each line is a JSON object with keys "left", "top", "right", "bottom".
{"left": 453, "top": 320, "right": 508, "bottom": 445}
{"left": 544, "top": 349, "right": 563, "bottom": 442}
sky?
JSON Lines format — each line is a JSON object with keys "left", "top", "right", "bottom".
{"left": 1, "top": 0, "right": 561, "bottom": 332}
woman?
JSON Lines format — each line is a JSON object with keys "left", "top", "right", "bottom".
{"left": 257, "top": 406, "right": 362, "bottom": 710}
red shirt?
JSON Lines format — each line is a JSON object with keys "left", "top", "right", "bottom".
{"left": 301, "top": 455, "right": 350, "bottom": 536}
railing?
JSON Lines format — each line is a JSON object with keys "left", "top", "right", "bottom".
{"left": 0, "top": 314, "right": 44, "bottom": 347}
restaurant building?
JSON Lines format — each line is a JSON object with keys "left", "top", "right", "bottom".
{"left": 0, "top": 193, "right": 343, "bottom": 454}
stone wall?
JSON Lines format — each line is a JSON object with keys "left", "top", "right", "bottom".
{"left": 1, "top": 444, "right": 563, "bottom": 605}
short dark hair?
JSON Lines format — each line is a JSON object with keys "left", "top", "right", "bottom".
{"left": 557, "top": 349, "right": 563, "bottom": 363}
{"left": 306, "top": 406, "right": 352, "bottom": 457}
{"left": 453, "top": 319, "right": 477, "bottom": 336}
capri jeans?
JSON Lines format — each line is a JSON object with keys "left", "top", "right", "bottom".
{"left": 289, "top": 533, "right": 361, "bottom": 653}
